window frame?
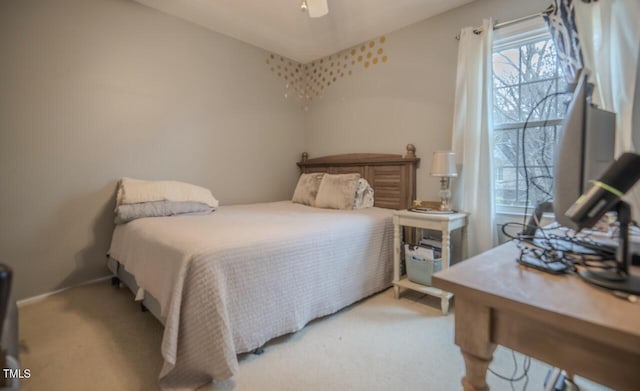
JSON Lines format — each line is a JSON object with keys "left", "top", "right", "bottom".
{"left": 492, "top": 17, "right": 566, "bottom": 216}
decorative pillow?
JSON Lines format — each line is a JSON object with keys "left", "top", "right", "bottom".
{"left": 353, "top": 178, "right": 375, "bottom": 209}
{"left": 115, "top": 201, "right": 214, "bottom": 224}
{"left": 315, "top": 173, "right": 361, "bottom": 210}
{"left": 292, "top": 173, "right": 325, "bottom": 206}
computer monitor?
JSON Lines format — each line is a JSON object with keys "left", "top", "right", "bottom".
{"left": 553, "top": 71, "right": 616, "bottom": 230}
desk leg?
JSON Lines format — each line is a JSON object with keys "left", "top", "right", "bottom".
{"left": 461, "top": 351, "right": 494, "bottom": 391}
{"left": 393, "top": 222, "right": 401, "bottom": 299}
{"left": 455, "top": 298, "right": 496, "bottom": 391}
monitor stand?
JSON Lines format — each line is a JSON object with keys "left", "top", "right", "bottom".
{"left": 579, "top": 201, "right": 640, "bottom": 295}
{"left": 522, "top": 201, "right": 553, "bottom": 237}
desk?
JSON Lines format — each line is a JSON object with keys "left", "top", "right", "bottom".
{"left": 392, "top": 210, "right": 468, "bottom": 314}
{"left": 432, "top": 241, "right": 640, "bottom": 391}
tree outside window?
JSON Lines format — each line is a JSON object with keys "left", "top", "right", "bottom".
{"left": 493, "top": 24, "right": 570, "bottom": 213}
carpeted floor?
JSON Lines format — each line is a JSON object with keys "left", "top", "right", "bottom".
{"left": 19, "top": 281, "right": 609, "bottom": 391}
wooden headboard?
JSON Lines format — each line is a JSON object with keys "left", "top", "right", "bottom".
{"left": 297, "top": 144, "right": 420, "bottom": 210}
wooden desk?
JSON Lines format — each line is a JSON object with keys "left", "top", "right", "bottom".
{"left": 432, "top": 241, "right": 640, "bottom": 391}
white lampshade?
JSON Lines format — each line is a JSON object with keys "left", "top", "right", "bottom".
{"left": 430, "top": 151, "right": 458, "bottom": 177}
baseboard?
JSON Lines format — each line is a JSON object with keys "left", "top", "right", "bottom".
{"left": 17, "top": 275, "right": 112, "bottom": 308}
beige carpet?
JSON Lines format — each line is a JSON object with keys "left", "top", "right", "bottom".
{"left": 19, "top": 281, "right": 608, "bottom": 391}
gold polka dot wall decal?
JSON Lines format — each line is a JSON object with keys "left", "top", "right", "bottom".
{"left": 267, "top": 36, "right": 388, "bottom": 110}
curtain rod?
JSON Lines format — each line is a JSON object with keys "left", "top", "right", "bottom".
{"left": 495, "top": 12, "right": 544, "bottom": 29}
{"left": 454, "top": 11, "right": 548, "bottom": 40}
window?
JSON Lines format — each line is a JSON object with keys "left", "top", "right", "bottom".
{"left": 492, "top": 18, "right": 570, "bottom": 214}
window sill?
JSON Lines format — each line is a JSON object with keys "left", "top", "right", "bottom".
{"left": 496, "top": 210, "right": 555, "bottom": 219}
{"left": 496, "top": 210, "right": 528, "bottom": 217}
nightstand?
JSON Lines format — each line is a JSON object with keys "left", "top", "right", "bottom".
{"left": 392, "top": 209, "right": 468, "bottom": 314}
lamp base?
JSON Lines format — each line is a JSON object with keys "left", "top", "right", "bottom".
{"left": 439, "top": 177, "right": 452, "bottom": 211}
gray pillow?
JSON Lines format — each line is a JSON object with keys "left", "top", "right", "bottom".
{"left": 115, "top": 201, "right": 214, "bottom": 224}
{"left": 292, "top": 173, "right": 325, "bottom": 206}
{"left": 315, "top": 173, "right": 361, "bottom": 210}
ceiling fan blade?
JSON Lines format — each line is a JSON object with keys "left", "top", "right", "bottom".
{"left": 307, "top": 0, "right": 328, "bottom": 18}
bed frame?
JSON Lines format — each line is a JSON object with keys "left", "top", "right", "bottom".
{"left": 297, "top": 144, "right": 420, "bottom": 210}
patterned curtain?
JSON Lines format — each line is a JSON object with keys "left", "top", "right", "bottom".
{"left": 543, "top": 0, "right": 584, "bottom": 83}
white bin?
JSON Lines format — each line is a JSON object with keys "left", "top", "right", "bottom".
{"left": 404, "top": 244, "right": 442, "bottom": 286}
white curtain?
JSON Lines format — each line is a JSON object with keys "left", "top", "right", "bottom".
{"left": 575, "top": 0, "right": 640, "bottom": 219}
{"left": 451, "top": 19, "right": 497, "bottom": 257}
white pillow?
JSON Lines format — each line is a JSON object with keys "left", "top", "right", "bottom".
{"left": 353, "top": 178, "right": 375, "bottom": 209}
{"left": 116, "top": 177, "right": 218, "bottom": 210}
{"left": 315, "top": 173, "right": 361, "bottom": 210}
{"left": 292, "top": 173, "right": 325, "bottom": 206}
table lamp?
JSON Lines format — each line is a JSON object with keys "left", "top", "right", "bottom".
{"left": 430, "top": 151, "right": 458, "bottom": 211}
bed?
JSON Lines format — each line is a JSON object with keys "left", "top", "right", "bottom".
{"left": 107, "top": 145, "right": 420, "bottom": 390}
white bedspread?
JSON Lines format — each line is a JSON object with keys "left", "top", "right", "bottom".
{"left": 108, "top": 201, "right": 393, "bottom": 390}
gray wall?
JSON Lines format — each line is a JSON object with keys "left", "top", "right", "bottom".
{"left": 303, "top": 0, "right": 550, "bottom": 201}
{"left": 0, "top": 0, "right": 304, "bottom": 300}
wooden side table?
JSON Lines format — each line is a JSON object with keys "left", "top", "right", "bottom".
{"left": 392, "top": 209, "right": 468, "bottom": 314}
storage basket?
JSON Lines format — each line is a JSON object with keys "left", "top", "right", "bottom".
{"left": 404, "top": 244, "right": 442, "bottom": 286}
